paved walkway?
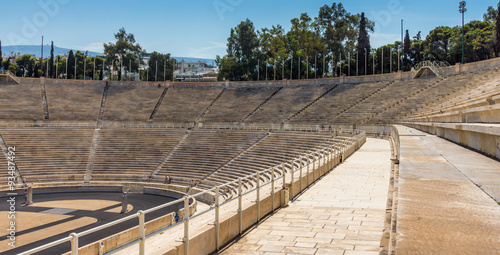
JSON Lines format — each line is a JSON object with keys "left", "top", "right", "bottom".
{"left": 220, "top": 138, "right": 392, "bottom": 255}
{"left": 395, "top": 125, "right": 500, "bottom": 254}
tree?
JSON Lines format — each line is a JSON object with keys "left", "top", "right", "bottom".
{"left": 424, "top": 26, "right": 453, "bottom": 62}
{"left": 403, "top": 30, "right": 411, "bottom": 70}
{"left": 67, "top": 50, "right": 75, "bottom": 79}
{"left": 496, "top": 1, "right": 500, "bottom": 56}
{"left": 49, "top": 41, "right": 54, "bottom": 78}
{"left": 218, "top": 19, "right": 260, "bottom": 81}
{"left": 449, "top": 21, "right": 495, "bottom": 63}
{"left": 146, "top": 52, "right": 175, "bottom": 81}
{"left": 484, "top": 6, "right": 498, "bottom": 23}
{"left": 104, "top": 27, "right": 143, "bottom": 81}
{"left": 259, "top": 25, "right": 288, "bottom": 79}
{"left": 16, "top": 54, "right": 35, "bottom": 77}
{"left": 287, "top": 13, "right": 325, "bottom": 79}
{"left": 357, "top": 12, "right": 370, "bottom": 75}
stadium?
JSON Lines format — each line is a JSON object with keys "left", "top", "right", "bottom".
{"left": 0, "top": 56, "right": 499, "bottom": 255}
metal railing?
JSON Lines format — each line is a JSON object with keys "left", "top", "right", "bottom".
{"left": 415, "top": 61, "right": 450, "bottom": 77}
{"left": 19, "top": 130, "right": 365, "bottom": 255}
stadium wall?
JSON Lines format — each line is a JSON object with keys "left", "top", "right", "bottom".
{"left": 405, "top": 122, "right": 500, "bottom": 160}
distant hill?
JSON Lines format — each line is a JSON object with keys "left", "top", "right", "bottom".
{"left": 2, "top": 45, "right": 216, "bottom": 64}
{"left": 2, "top": 45, "right": 101, "bottom": 58}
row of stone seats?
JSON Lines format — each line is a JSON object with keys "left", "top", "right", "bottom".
{"left": 45, "top": 84, "right": 104, "bottom": 120}
{"left": 103, "top": 85, "right": 165, "bottom": 121}
{"left": 245, "top": 86, "right": 332, "bottom": 122}
{"left": 200, "top": 87, "right": 279, "bottom": 123}
{"left": 203, "top": 132, "right": 340, "bottom": 188}
{"left": 328, "top": 80, "right": 421, "bottom": 124}
{"left": 408, "top": 69, "right": 500, "bottom": 123}
{"left": 289, "top": 81, "right": 392, "bottom": 124}
{"left": 157, "top": 130, "right": 268, "bottom": 181}
{"left": 0, "top": 128, "right": 94, "bottom": 183}
{"left": 155, "top": 87, "right": 224, "bottom": 122}
{"left": 409, "top": 69, "right": 498, "bottom": 116}
{"left": 0, "top": 84, "right": 43, "bottom": 120}
{"left": 90, "top": 129, "right": 187, "bottom": 180}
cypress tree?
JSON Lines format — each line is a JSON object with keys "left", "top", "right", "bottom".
{"left": 67, "top": 50, "right": 75, "bottom": 79}
{"left": 357, "top": 12, "right": 370, "bottom": 75}
{"left": 404, "top": 30, "right": 411, "bottom": 70}
{"left": 49, "top": 41, "right": 55, "bottom": 78}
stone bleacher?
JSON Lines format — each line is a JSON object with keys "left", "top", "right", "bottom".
{"left": 157, "top": 130, "right": 268, "bottom": 185}
{"left": 200, "top": 87, "right": 279, "bottom": 123}
{"left": 0, "top": 84, "right": 42, "bottom": 120}
{"left": 407, "top": 68, "right": 500, "bottom": 123}
{"left": 204, "top": 132, "right": 338, "bottom": 188}
{"left": 90, "top": 129, "right": 187, "bottom": 182}
{"left": 0, "top": 128, "right": 94, "bottom": 183}
{"left": 245, "top": 86, "right": 333, "bottom": 123}
{"left": 103, "top": 85, "right": 164, "bottom": 121}
{"left": 155, "top": 87, "right": 224, "bottom": 122}
{"left": 45, "top": 84, "right": 104, "bottom": 120}
{"left": 289, "top": 81, "right": 391, "bottom": 124}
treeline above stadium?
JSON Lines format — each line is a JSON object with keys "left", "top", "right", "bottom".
{"left": 216, "top": 1, "right": 500, "bottom": 81}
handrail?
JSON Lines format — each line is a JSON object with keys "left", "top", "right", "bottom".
{"left": 415, "top": 61, "right": 450, "bottom": 77}
{"left": 5, "top": 70, "right": 20, "bottom": 84}
{"left": 18, "top": 129, "right": 366, "bottom": 255}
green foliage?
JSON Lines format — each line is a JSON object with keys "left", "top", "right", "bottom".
{"left": 104, "top": 27, "right": 143, "bottom": 80}
{"left": 67, "top": 50, "right": 75, "bottom": 79}
{"left": 423, "top": 26, "right": 453, "bottom": 62}
{"left": 49, "top": 41, "right": 54, "bottom": 78}
{"left": 496, "top": 1, "right": 500, "bottom": 56}
{"left": 16, "top": 54, "right": 36, "bottom": 77}
{"left": 218, "top": 19, "right": 260, "bottom": 81}
{"left": 357, "top": 12, "right": 370, "bottom": 75}
{"left": 146, "top": 52, "right": 175, "bottom": 81}
{"left": 449, "top": 21, "right": 495, "bottom": 63}
{"left": 0, "top": 40, "right": 2, "bottom": 67}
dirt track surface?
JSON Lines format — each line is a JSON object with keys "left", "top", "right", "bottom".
{"left": 0, "top": 192, "right": 179, "bottom": 255}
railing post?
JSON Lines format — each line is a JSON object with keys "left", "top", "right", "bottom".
{"left": 139, "top": 210, "right": 146, "bottom": 255}
{"left": 271, "top": 168, "right": 275, "bottom": 212}
{"left": 256, "top": 173, "right": 261, "bottom": 221}
{"left": 290, "top": 160, "right": 294, "bottom": 200}
{"left": 281, "top": 164, "right": 286, "bottom": 189}
{"left": 330, "top": 146, "right": 334, "bottom": 170}
{"left": 299, "top": 156, "right": 303, "bottom": 192}
{"left": 306, "top": 154, "right": 310, "bottom": 186}
{"left": 215, "top": 186, "right": 220, "bottom": 250}
{"left": 238, "top": 178, "right": 243, "bottom": 235}
{"left": 183, "top": 196, "right": 190, "bottom": 255}
{"left": 70, "top": 233, "right": 78, "bottom": 255}
{"left": 312, "top": 152, "right": 316, "bottom": 182}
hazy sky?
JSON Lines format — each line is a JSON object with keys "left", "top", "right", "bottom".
{"left": 0, "top": 0, "right": 497, "bottom": 58}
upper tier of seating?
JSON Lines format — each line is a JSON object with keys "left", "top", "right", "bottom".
{"left": 245, "top": 85, "right": 333, "bottom": 122}
{"left": 45, "top": 84, "right": 104, "bottom": 120}
{"left": 0, "top": 84, "right": 42, "bottom": 120}
{"left": 200, "top": 87, "right": 279, "bottom": 123}
{"left": 103, "top": 85, "right": 164, "bottom": 121}
{"left": 155, "top": 87, "right": 224, "bottom": 122}
{"left": 405, "top": 68, "right": 500, "bottom": 123}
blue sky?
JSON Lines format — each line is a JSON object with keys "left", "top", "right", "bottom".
{"left": 0, "top": 0, "right": 497, "bottom": 59}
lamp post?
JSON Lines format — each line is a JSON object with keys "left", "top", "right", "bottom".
{"left": 459, "top": 1, "right": 467, "bottom": 64}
